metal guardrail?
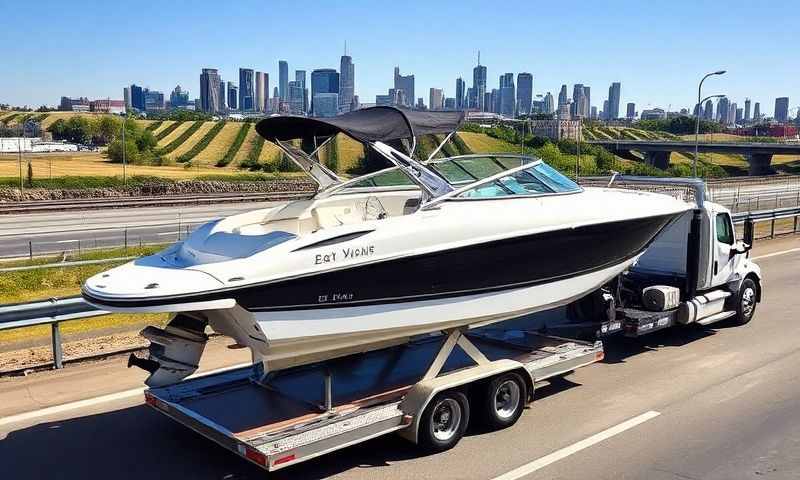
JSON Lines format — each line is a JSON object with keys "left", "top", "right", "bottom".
{"left": 0, "top": 296, "right": 108, "bottom": 369}
{"left": 2, "top": 205, "right": 799, "bottom": 371}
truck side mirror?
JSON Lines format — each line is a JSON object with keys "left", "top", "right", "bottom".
{"left": 743, "top": 218, "right": 754, "bottom": 250}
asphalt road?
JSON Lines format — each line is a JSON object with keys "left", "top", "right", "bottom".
{"left": 0, "top": 237, "right": 798, "bottom": 479}
{"left": 0, "top": 200, "right": 281, "bottom": 258}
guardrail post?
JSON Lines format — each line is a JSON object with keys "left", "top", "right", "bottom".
{"left": 794, "top": 215, "right": 798, "bottom": 233}
{"left": 51, "top": 322, "right": 63, "bottom": 369}
{"left": 28, "top": 241, "right": 33, "bottom": 260}
{"left": 124, "top": 227, "right": 128, "bottom": 253}
{"left": 771, "top": 217, "right": 776, "bottom": 239}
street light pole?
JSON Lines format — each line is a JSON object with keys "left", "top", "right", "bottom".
{"left": 694, "top": 70, "right": 726, "bottom": 177}
{"left": 122, "top": 114, "right": 127, "bottom": 185}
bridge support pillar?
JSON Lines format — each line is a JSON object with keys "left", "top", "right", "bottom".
{"left": 748, "top": 153, "right": 774, "bottom": 175}
{"left": 644, "top": 151, "right": 670, "bottom": 170}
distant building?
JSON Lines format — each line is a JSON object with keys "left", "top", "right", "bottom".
{"left": 444, "top": 97, "right": 456, "bottom": 110}
{"left": 530, "top": 119, "right": 581, "bottom": 141}
{"left": 744, "top": 98, "right": 752, "bottom": 122}
{"left": 59, "top": 96, "right": 90, "bottom": 112}
{"left": 429, "top": 88, "right": 444, "bottom": 111}
{"left": 571, "top": 84, "right": 588, "bottom": 119}
{"left": 558, "top": 102, "right": 571, "bottom": 120}
{"left": 716, "top": 97, "right": 730, "bottom": 124}
{"left": 543, "top": 92, "right": 554, "bottom": 114}
{"left": 591, "top": 106, "right": 598, "bottom": 120}
{"left": 601, "top": 100, "right": 609, "bottom": 120}
{"left": 339, "top": 54, "right": 355, "bottom": 113}
{"left": 417, "top": 98, "right": 425, "bottom": 110}
{"left": 170, "top": 85, "right": 189, "bottom": 109}
{"left": 288, "top": 81, "right": 306, "bottom": 115}
{"left": 375, "top": 94, "right": 391, "bottom": 106}
{"left": 394, "top": 67, "right": 415, "bottom": 108}
{"left": 123, "top": 87, "right": 131, "bottom": 110}
{"left": 199, "top": 68, "right": 223, "bottom": 113}
{"left": 388, "top": 88, "right": 407, "bottom": 106}
{"left": 775, "top": 97, "right": 789, "bottom": 123}
{"left": 753, "top": 102, "right": 761, "bottom": 121}
{"left": 607, "top": 82, "right": 621, "bottom": 119}
{"left": 626, "top": 102, "right": 636, "bottom": 119}
{"left": 144, "top": 90, "right": 165, "bottom": 111}
{"left": 311, "top": 68, "right": 339, "bottom": 115}
{"left": 295, "top": 70, "right": 308, "bottom": 114}
{"left": 130, "top": 84, "right": 145, "bottom": 111}
{"left": 455, "top": 77, "right": 466, "bottom": 110}
{"left": 269, "top": 87, "right": 280, "bottom": 113}
{"left": 735, "top": 107, "right": 744, "bottom": 124}
{"left": 227, "top": 82, "right": 238, "bottom": 112}
{"left": 313, "top": 93, "right": 338, "bottom": 117}
{"left": 239, "top": 68, "right": 255, "bottom": 111}
{"left": 472, "top": 59, "right": 487, "bottom": 111}
{"left": 640, "top": 108, "right": 666, "bottom": 120}
{"left": 499, "top": 73, "right": 515, "bottom": 117}
{"left": 89, "top": 99, "right": 125, "bottom": 114}
{"left": 516, "top": 73, "right": 533, "bottom": 116}
{"left": 279, "top": 60, "right": 289, "bottom": 101}
{"left": 703, "top": 99, "right": 714, "bottom": 121}
{"left": 558, "top": 85, "right": 568, "bottom": 107}
{"left": 254, "top": 71, "right": 266, "bottom": 112}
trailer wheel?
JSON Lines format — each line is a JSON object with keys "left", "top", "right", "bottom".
{"left": 418, "top": 391, "right": 470, "bottom": 453}
{"left": 479, "top": 372, "right": 526, "bottom": 430}
{"left": 733, "top": 278, "right": 758, "bottom": 325}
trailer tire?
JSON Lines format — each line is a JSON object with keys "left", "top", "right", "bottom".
{"left": 418, "top": 390, "right": 470, "bottom": 453}
{"left": 733, "top": 278, "right": 758, "bottom": 325}
{"left": 478, "top": 372, "right": 526, "bottom": 430}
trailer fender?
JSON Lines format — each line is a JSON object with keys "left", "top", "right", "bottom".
{"left": 397, "top": 359, "right": 532, "bottom": 444}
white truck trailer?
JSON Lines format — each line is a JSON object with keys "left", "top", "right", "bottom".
{"left": 133, "top": 176, "right": 762, "bottom": 472}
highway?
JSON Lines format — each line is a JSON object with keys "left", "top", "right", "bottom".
{"left": 0, "top": 236, "right": 798, "bottom": 479}
{"left": 0, "top": 200, "right": 282, "bottom": 258}
{"left": 2, "top": 179, "right": 800, "bottom": 259}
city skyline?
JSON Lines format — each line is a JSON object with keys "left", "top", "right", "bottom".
{"left": 1, "top": 0, "right": 798, "bottom": 117}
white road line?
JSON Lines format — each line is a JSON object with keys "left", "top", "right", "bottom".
{"left": 0, "top": 361, "right": 251, "bottom": 428}
{"left": 491, "top": 411, "right": 661, "bottom": 480}
{"left": 753, "top": 246, "right": 800, "bottom": 260}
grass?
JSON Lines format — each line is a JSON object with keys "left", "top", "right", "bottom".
{"left": 150, "top": 120, "right": 176, "bottom": 137}
{"left": 217, "top": 123, "right": 251, "bottom": 167}
{"left": 188, "top": 121, "right": 240, "bottom": 166}
{"left": 177, "top": 121, "right": 226, "bottom": 164}
{"left": 40, "top": 111, "right": 107, "bottom": 129}
{"left": 458, "top": 131, "right": 522, "bottom": 153}
{"left": 160, "top": 120, "right": 205, "bottom": 155}
{"left": 231, "top": 126, "right": 261, "bottom": 167}
{"left": 156, "top": 121, "right": 193, "bottom": 146}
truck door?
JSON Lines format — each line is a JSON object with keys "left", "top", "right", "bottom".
{"left": 711, "top": 212, "right": 736, "bottom": 287}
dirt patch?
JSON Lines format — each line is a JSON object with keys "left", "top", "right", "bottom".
{"left": 0, "top": 330, "right": 147, "bottom": 373}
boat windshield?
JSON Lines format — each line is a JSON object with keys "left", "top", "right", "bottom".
{"left": 456, "top": 162, "right": 580, "bottom": 198}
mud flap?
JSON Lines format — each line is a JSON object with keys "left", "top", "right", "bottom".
{"left": 129, "top": 314, "right": 208, "bottom": 387}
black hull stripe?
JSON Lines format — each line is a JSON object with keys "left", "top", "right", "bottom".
{"left": 82, "top": 213, "right": 681, "bottom": 311}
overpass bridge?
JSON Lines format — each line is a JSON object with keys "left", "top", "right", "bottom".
{"left": 586, "top": 140, "right": 800, "bottom": 175}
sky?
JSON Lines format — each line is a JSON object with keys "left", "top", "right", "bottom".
{"left": 1, "top": 0, "right": 797, "bottom": 116}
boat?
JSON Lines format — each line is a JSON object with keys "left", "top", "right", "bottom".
{"left": 82, "top": 106, "right": 690, "bottom": 386}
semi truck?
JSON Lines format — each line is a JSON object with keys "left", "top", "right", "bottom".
{"left": 131, "top": 176, "right": 762, "bottom": 472}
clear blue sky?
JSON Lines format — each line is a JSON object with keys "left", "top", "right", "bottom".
{"left": 1, "top": 0, "right": 797, "bottom": 116}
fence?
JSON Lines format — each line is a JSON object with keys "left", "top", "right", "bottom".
{"left": 1, "top": 204, "right": 799, "bottom": 371}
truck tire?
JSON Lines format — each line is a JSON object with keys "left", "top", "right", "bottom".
{"left": 418, "top": 390, "right": 470, "bottom": 453}
{"left": 478, "top": 372, "right": 527, "bottom": 430}
{"left": 733, "top": 278, "right": 758, "bottom": 325}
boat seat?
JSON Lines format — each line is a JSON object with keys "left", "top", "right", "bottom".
{"left": 201, "top": 231, "right": 296, "bottom": 259}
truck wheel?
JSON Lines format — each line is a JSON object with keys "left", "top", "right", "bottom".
{"left": 733, "top": 278, "right": 758, "bottom": 325}
{"left": 418, "top": 391, "right": 470, "bottom": 453}
{"left": 479, "top": 372, "right": 526, "bottom": 430}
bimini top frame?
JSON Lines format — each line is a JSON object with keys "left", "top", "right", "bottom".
{"left": 255, "top": 107, "right": 465, "bottom": 201}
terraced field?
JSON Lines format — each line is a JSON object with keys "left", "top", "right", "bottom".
{"left": 191, "top": 122, "right": 240, "bottom": 166}
{"left": 150, "top": 120, "right": 176, "bottom": 136}
{"left": 230, "top": 125, "right": 260, "bottom": 167}
{"left": 156, "top": 121, "right": 195, "bottom": 148}
{"left": 167, "top": 121, "right": 215, "bottom": 160}
{"left": 458, "top": 131, "right": 521, "bottom": 153}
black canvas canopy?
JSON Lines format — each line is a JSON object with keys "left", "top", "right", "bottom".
{"left": 255, "top": 106, "right": 464, "bottom": 144}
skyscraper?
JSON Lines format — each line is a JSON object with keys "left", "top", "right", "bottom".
{"left": 429, "top": 88, "right": 444, "bottom": 111}
{"left": 455, "top": 77, "right": 466, "bottom": 110}
{"left": 254, "top": 71, "right": 266, "bottom": 112}
{"left": 729, "top": 102, "right": 738, "bottom": 124}
{"left": 716, "top": 97, "right": 730, "bottom": 124}
{"left": 499, "top": 73, "right": 515, "bottom": 117}
{"left": 584, "top": 86, "right": 591, "bottom": 118}
{"left": 311, "top": 68, "right": 340, "bottom": 115}
{"left": 571, "top": 84, "right": 589, "bottom": 119}
{"left": 393, "top": 67, "right": 415, "bottom": 108}
{"left": 239, "top": 68, "right": 254, "bottom": 111}
{"left": 754, "top": 102, "right": 761, "bottom": 121}
{"left": 775, "top": 97, "right": 789, "bottom": 122}
{"left": 279, "top": 60, "right": 289, "bottom": 101}
{"left": 130, "top": 84, "right": 145, "bottom": 111}
{"left": 227, "top": 82, "right": 237, "bottom": 112}
{"left": 199, "top": 69, "right": 223, "bottom": 113}
{"left": 339, "top": 53, "right": 355, "bottom": 113}
{"left": 288, "top": 81, "right": 305, "bottom": 115}
{"left": 704, "top": 99, "right": 714, "bottom": 120}
{"left": 743, "top": 98, "right": 751, "bottom": 122}
{"left": 543, "top": 92, "right": 554, "bottom": 114}
{"left": 123, "top": 87, "right": 131, "bottom": 110}
{"left": 472, "top": 56, "right": 487, "bottom": 111}
{"left": 516, "top": 73, "right": 533, "bottom": 116}
{"left": 170, "top": 85, "right": 189, "bottom": 108}
{"left": 607, "top": 82, "right": 621, "bottom": 120}
{"left": 313, "top": 93, "right": 339, "bottom": 118}
{"left": 626, "top": 102, "right": 636, "bottom": 119}
{"left": 295, "top": 70, "right": 308, "bottom": 113}
{"left": 558, "top": 85, "right": 568, "bottom": 107}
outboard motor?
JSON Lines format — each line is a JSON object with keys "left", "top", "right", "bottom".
{"left": 128, "top": 314, "right": 208, "bottom": 387}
